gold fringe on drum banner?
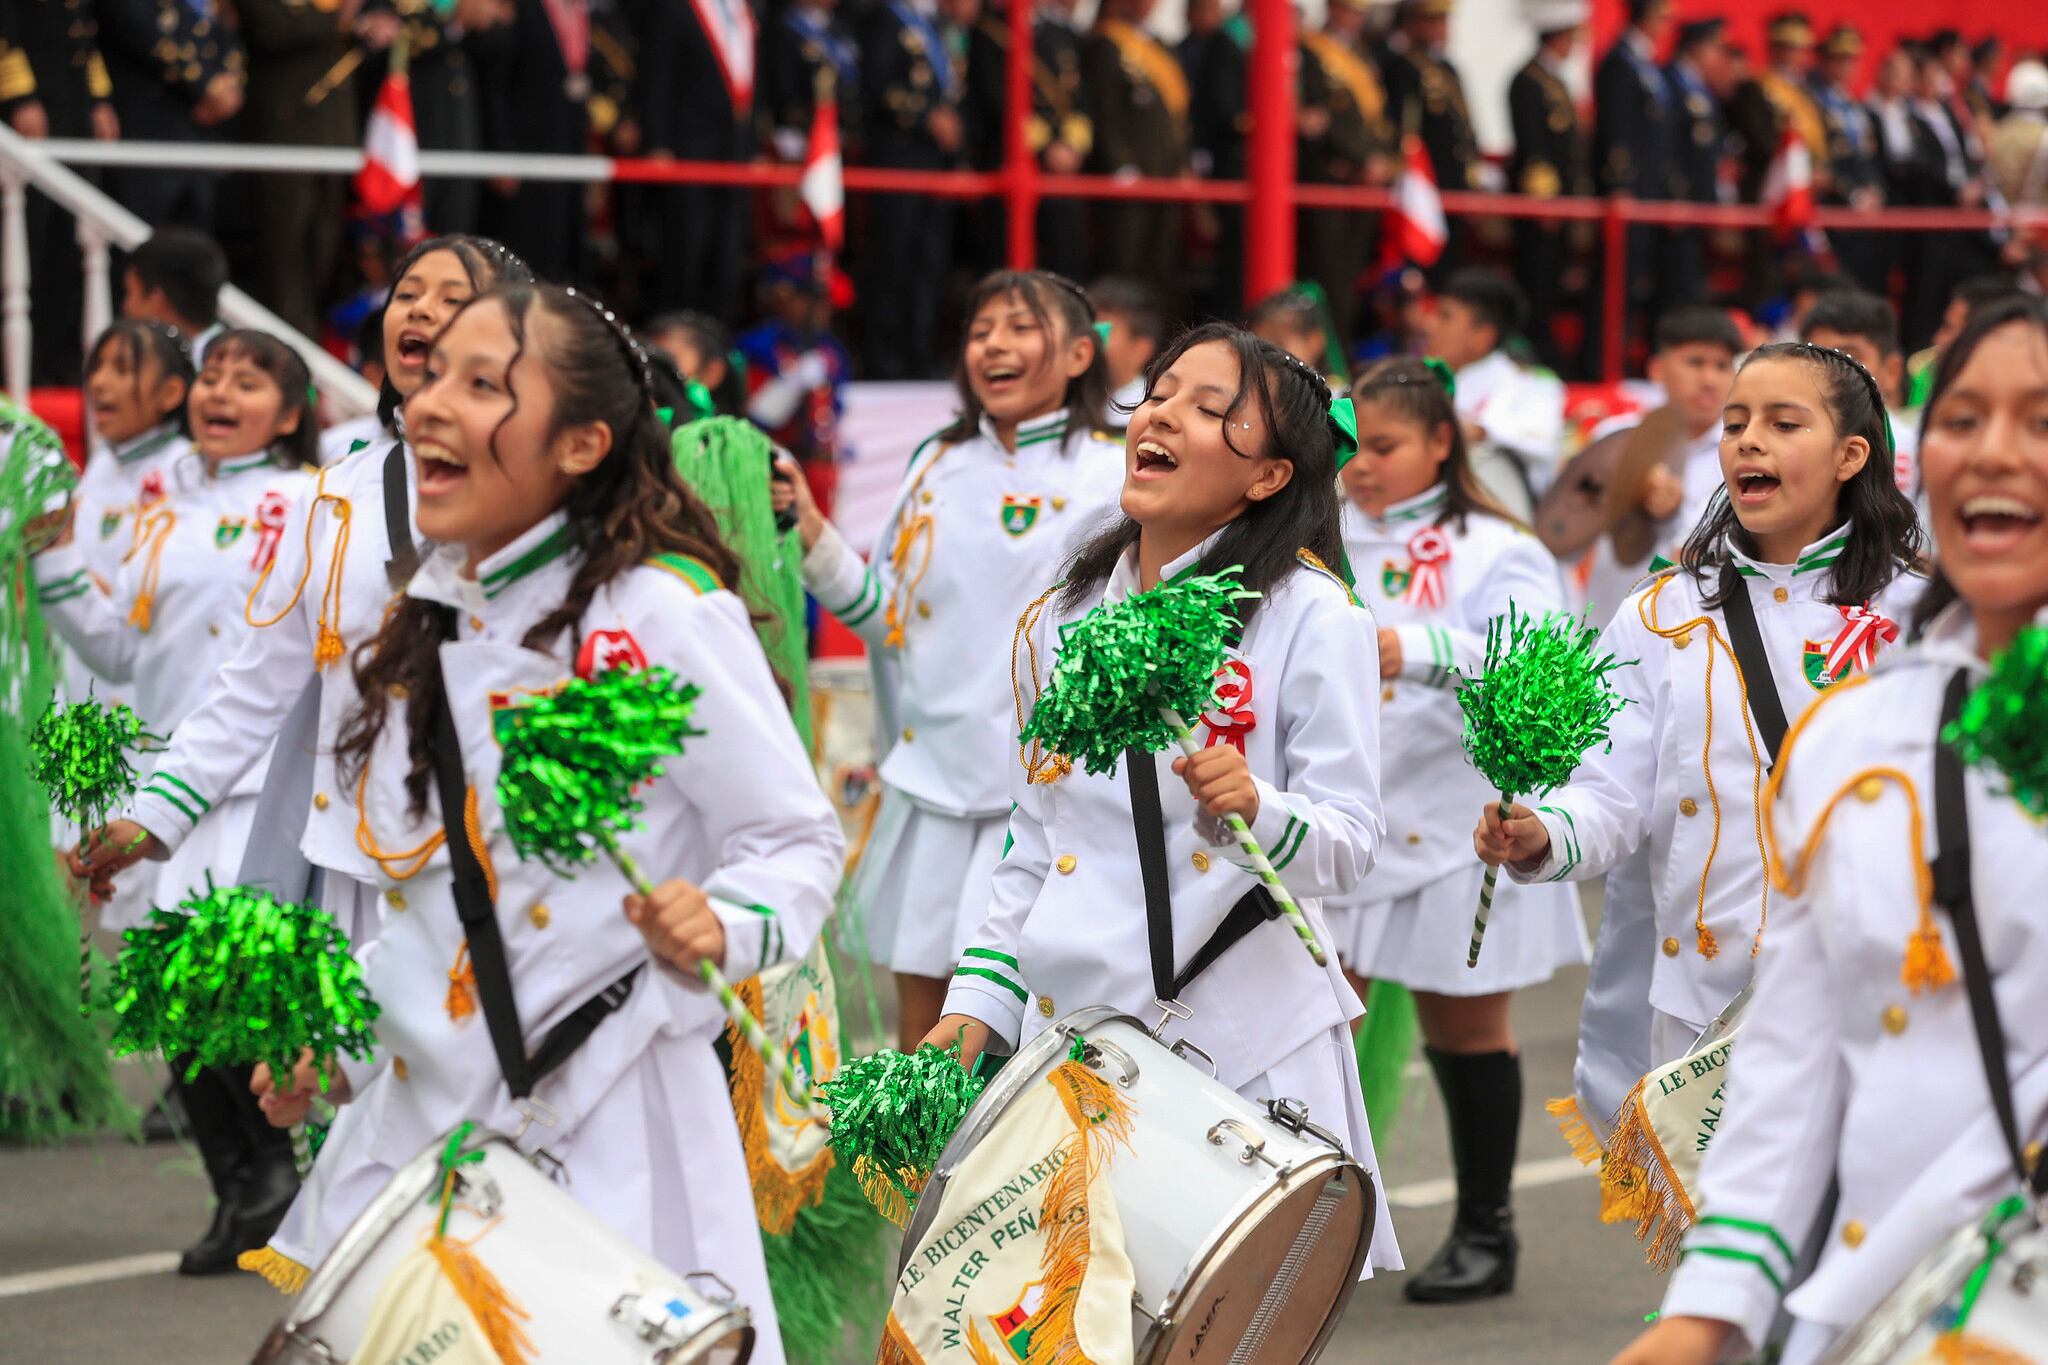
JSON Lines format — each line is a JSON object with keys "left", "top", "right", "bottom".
{"left": 1928, "top": 1332, "right": 2035, "bottom": 1364}
{"left": 727, "top": 972, "right": 836, "bottom": 1234}
{"left": 1025, "top": 1060, "right": 1136, "bottom": 1365}
{"left": 237, "top": 1246, "right": 310, "bottom": 1295}
{"left": 1595, "top": 1078, "right": 1693, "bottom": 1270}
{"left": 1546, "top": 1096, "right": 1604, "bottom": 1168}
{"left": 425, "top": 1232, "right": 537, "bottom": 1365}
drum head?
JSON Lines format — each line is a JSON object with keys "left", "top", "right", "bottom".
{"left": 1149, "top": 1159, "right": 1372, "bottom": 1365}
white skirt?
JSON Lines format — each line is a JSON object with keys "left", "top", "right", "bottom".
{"left": 847, "top": 784, "right": 1007, "bottom": 978}
{"left": 1246, "top": 1022, "right": 1403, "bottom": 1275}
{"left": 1330, "top": 862, "right": 1589, "bottom": 996}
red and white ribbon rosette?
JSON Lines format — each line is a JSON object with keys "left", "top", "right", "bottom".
{"left": 1823, "top": 602, "right": 1899, "bottom": 682}
{"left": 1404, "top": 526, "right": 1452, "bottom": 609}
{"left": 250, "top": 490, "right": 292, "bottom": 571}
{"left": 1200, "top": 658, "right": 1257, "bottom": 754}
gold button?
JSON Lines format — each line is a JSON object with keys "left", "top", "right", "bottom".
{"left": 392, "top": 1056, "right": 409, "bottom": 1081}
{"left": 469, "top": 615, "right": 485, "bottom": 631}
{"left": 1037, "top": 996, "right": 1056, "bottom": 1017}
{"left": 1772, "top": 587, "right": 1789, "bottom": 604}
{"left": 1191, "top": 851, "right": 1210, "bottom": 873}
{"left": 389, "top": 683, "right": 408, "bottom": 700}
{"left": 1662, "top": 937, "right": 1681, "bottom": 957}
{"left": 207, "top": 622, "right": 220, "bottom": 637}
{"left": 1406, "top": 833, "right": 1422, "bottom": 845}
{"left": 917, "top": 601, "right": 932, "bottom": 619}
{"left": 2026, "top": 1141, "right": 2043, "bottom": 1174}
{"left": 901, "top": 727, "right": 915, "bottom": 742}
{"left": 312, "top": 792, "right": 330, "bottom": 811}
{"left": 386, "top": 889, "right": 406, "bottom": 911}
{"left": 920, "top": 490, "right": 933, "bottom": 504}
{"left": 1051, "top": 496, "right": 1067, "bottom": 511}
{"left": 1673, "top": 630, "right": 1690, "bottom": 649}
{"left": 1056, "top": 854, "right": 1077, "bottom": 875}
{"left": 1841, "top": 1220, "right": 1866, "bottom": 1249}
{"left": 1679, "top": 798, "right": 1699, "bottom": 817}
{"left": 528, "top": 903, "right": 551, "bottom": 930}
{"left": 1382, "top": 684, "right": 1394, "bottom": 702}
{"left": 1881, "top": 1005, "right": 1907, "bottom": 1035}
{"left": 1856, "top": 777, "right": 1884, "bottom": 803}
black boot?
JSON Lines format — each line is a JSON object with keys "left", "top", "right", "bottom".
{"left": 139, "top": 1080, "right": 188, "bottom": 1143}
{"left": 225, "top": 1064, "right": 300, "bottom": 1255}
{"left": 1404, "top": 1047, "right": 1522, "bottom": 1304}
{"left": 171, "top": 1063, "right": 253, "bottom": 1276}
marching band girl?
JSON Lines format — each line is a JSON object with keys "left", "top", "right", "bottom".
{"left": 1611, "top": 283, "right": 2048, "bottom": 1365}
{"left": 36, "top": 329, "right": 319, "bottom": 1277}
{"left": 248, "top": 284, "right": 843, "bottom": 1365}
{"left": 1474, "top": 343, "right": 1927, "bottom": 1131}
{"left": 782, "top": 269, "right": 1127, "bottom": 1052}
{"left": 1327, "top": 357, "right": 1587, "bottom": 1303}
{"left": 927, "top": 322, "right": 1402, "bottom": 1274}
{"left": 77, "top": 236, "right": 532, "bottom": 947}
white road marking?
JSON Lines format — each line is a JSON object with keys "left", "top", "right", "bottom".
{"left": 0, "top": 1251, "right": 181, "bottom": 1299}
{"left": 1385, "top": 1155, "right": 1596, "bottom": 1209}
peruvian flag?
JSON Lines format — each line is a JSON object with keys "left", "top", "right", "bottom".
{"left": 1383, "top": 134, "right": 1447, "bottom": 269}
{"left": 800, "top": 89, "right": 845, "bottom": 252}
{"left": 1760, "top": 127, "right": 1820, "bottom": 244}
{"left": 355, "top": 60, "right": 423, "bottom": 234}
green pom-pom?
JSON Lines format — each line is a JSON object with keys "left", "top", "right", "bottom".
{"left": 496, "top": 665, "right": 703, "bottom": 874}
{"left": 1457, "top": 605, "right": 1633, "bottom": 798}
{"left": 27, "top": 694, "right": 156, "bottom": 831}
{"left": 108, "top": 879, "right": 380, "bottom": 1084}
{"left": 816, "top": 1039, "right": 986, "bottom": 1217}
{"left": 1943, "top": 625, "right": 2048, "bottom": 818}
{"left": 1019, "top": 569, "right": 1257, "bottom": 775}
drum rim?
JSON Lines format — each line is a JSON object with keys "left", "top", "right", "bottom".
{"left": 1818, "top": 1203, "right": 2044, "bottom": 1364}
{"left": 898, "top": 1005, "right": 1131, "bottom": 1271}
{"left": 1139, "top": 1147, "right": 1372, "bottom": 1364}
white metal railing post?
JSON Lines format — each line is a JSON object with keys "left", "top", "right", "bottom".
{"left": 79, "top": 219, "right": 111, "bottom": 356}
{"left": 2, "top": 167, "right": 29, "bottom": 400}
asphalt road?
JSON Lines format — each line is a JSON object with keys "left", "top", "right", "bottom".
{"left": 0, "top": 920, "right": 1662, "bottom": 1365}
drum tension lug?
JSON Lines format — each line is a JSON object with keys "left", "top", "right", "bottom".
{"left": 1265, "top": 1097, "right": 1345, "bottom": 1150}
{"left": 1130, "top": 1289, "right": 1170, "bottom": 1332}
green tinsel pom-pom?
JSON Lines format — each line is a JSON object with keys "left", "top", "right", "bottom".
{"left": 496, "top": 665, "right": 703, "bottom": 874}
{"left": 1943, "top": 625, "right": 2048, "bottom": 818}
{"left": 1457, "top": 605, "right": 1633, "bottom": 797}
{"left": 1019, "top": 569, "right": 1256, "bottom": 776}
{"left": 28, "top": 694, "right": 156, "bottom": 830}
{"left": 108, "top": 880, "right": 380, "bottom": 1084}
{"left": 816, "top": 1040, "right": 986, "bottom": 1218}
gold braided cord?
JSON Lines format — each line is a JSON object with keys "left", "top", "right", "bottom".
{"left": 122, "top": 504, "right": 177, "bottom": 631}
{"left": 1011, "top": 581, "right": 1070, "bottom": 783}
{"left": 244, "top": 466, "right": 354, "bottom": 668}
{"left": 881, "top": 443, "right": 952, "bottom": 648}
{"left": 354, "top": 762, "right": 446, "bottom": 881}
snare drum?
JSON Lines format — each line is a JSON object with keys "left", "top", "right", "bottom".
{"left": 902, "top": 1007, "right": 1375, "bottom": 1364}
{"left": 1819, "top": 1199, "right": 2046, "bottom": 1364}
{"left": 252, "top": 1126, "right": 754, "bottom": 1365}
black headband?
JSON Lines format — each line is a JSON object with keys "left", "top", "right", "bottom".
{"left": 1784, "top": 339, "right": 1896, "bottom": 455}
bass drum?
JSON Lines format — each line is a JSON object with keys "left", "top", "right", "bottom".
{"left": 251, "top": 1125, "right": 754, "bottom": 1365}
{"left": 902, "top": 1007, "right": 1375, "bottom": 1363}
{"left": 1819, "top": 1199, "right": 2046, "bottom": 1363}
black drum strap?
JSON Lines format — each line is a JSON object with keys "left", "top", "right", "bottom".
{"left": 1125, "top": 747, "right": 1282, "bottom": 1004}
{"left": 423, "top": 606, "right": 640, "bottom": 1101}
{"left": 1719, "top": 564, "right": 1790, "bottom": 767}
{"left": 1933, "top": 669, "right": 2048, "bottom": 1198}
{"left": 383, "top": 442, "right": 420, "bottom": 589}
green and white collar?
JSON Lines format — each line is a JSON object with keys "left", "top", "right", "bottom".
{"left": 1373, "top": 485, "right": 1448, "bottom": 528}
{"left": 1106, "top": 526, "right": 1226, "bottom": 603}
{"left": 113, "top": 426, "right": 179, "bottom": 466}
{"left": 479, "top": 514, "right": 576, "bottom": 600}
{"left": 1729, "top": 521, "right": 1850, "bottom": 583}
{"left": 984, "top": 406, "right": 1071, "bottom": 454}
{"left": 213, "top": 452, "right": 276, "bottom": 479}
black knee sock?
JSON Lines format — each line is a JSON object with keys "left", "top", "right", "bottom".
{"left": 1424, "top": 1047, "right": 1523, "bottom": 1231}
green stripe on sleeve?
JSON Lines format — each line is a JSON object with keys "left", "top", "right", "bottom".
{"left": 141, "top": 782, "right": 200, "bottom": 824}
{"left": 151, "top": 772, "right": 211, "bottom": 815}
{"left": 1680, "top": 1247, "right": 1785, "bottom": 1296}
{"left": 1694, "top": 1216, "right": 1799, "bottom": 1270}
{"left": 953, "top": 965, "right": 1029, "bottom": 1002}
{"left": 834, "top": 571, "right": 884, "bottom": 627}
{"left": 962, "top": 946, "right": 1020, "bottom": 969}
{"left": 1272, "top": 817, "right": 1309, "bottom": 871}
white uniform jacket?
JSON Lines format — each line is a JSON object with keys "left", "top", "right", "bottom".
{"left": 1661, "top": 607, "right": 2048, "bottom": 1360}
{"left": 1509, "top": 523, "right": 1922, "bottom": 1032}
{"left": 309, "top": 512, "right": 843, "bottom": 1198}
{"left": 802, "top": 408, "right": 1126, "bottom": 817}
{"left": 36, "top": 451, "right": 313, "bottom": 770}
{"left": 1340, "top": 489, "right": 1567, "bottom": 897}
{"left": 1455, "top": 349, "right": 1566, "bottom": 487}
{"left": 943, "top": 538, "right": 1384, "bottom": 1090}
{"left": 123, "top": 435, "right": 411, "bottom": 884}
{"left": 54, "top": 425, "right": 187, "bottom": 709}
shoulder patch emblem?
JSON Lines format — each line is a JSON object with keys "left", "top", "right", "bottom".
{"left": 577, "top": 627, "right": 649, "bottom": 680}
{"left": 645, "top": 552, "right": 723, "bottom": 595}
{"left": 1000, "top": 494, "right": 1042, "bottom": 537}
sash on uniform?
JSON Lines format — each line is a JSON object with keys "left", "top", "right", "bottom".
{"left": 1094, "top": 19, "right": 1187, "bottom": 120}
{"left": 687, "top": 0, "right": 757, "bottom": 109}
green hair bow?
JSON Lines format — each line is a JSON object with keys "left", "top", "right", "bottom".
{"left": 1422, "top": 356, "right": 1457, "bottom": 400}
{"left": 1329, "top": 396, "right": 1358, "bottom": 471}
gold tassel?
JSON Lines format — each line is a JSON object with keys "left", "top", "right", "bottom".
{"left": 426, "top": 1234, "right": 536, "bottom": 1365}
{"left": 126, "top": 594, "right": 154, "bottom": 631}
{"left": 446, "top": 942, "right": 476, "bottom": 1021}
{"left": 1927, "top": 1331, "right": 2035, "bottom": 1363}
{"left": 853, "top": 1154, "right": 920, "bottom": 1229}
{"left": 883, "top": 601, "right": 905, "bottom": 649}
{"left": 237, "top": 1246, "right": 310, "bottom": 1295}
{"left": 1028, "top": 753, "right": 1073, "bottom": 786}
{"left": 725, "top": 974, "right": 834, "bottom": 1234}
{"left": 1595, "top": 1079, "right": 1697, "bottom": 1270}
{"left": 1029, "top": 1060, "right": 1136, "bottom": 1365}
{"left": 1903, "top": 920, "right": 1956, "bottom": 994}
{"left": 124, "top": 506, "right": 174, "bottom": 634}
{"left": 314, "top": 623, "right": 345, "bottom": 668}
{"left": 1547, "top": 1096, "right": 1604, "bottom": 1168}
{"left": 1696, "top": 924, "right": 1720, "bottom": 959}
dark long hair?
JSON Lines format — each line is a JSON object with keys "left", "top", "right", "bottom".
{"left": 1058, "top": 322, "right": 1343, "bottom": 626}
{"left": 86, "top": 320, "right": 194, "bottom": 437}
{"left": 939, "top": 271, "right": 1112, "bottom": 450}
{"left": 1681, "top": 340, "right": 1923, "bottom": 609}
{"left": 196, "top": 329, "right": 320, "bottom": 469}
{"left": 374, "top": 234, "right": 533, "bottom": 429}
{"left": 336, "top": 283, "right": 742, "bottom": 817}
{"left": 1907, "top": 294, "right": 2048, "bottom": 636}
{"left": 1348, "top": 356, "right": 1516, "bottom": 532}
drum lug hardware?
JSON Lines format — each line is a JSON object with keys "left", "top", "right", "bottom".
{"left": 609, "top": 1291, "right": 697, "bottom": 1348}
{"left": 1150, "top": 997, "right": 1193, "bottom": 1039}
{"left": 687, "top": 1269, "right": 739, "bottom": 1302}
{"left": 1083, "top": 1038, "right": 1142, "bottom": 1089}
{"left": 1265, "top": 1097, "right": 1345, "bottom": 1150}
{"left": 510, "top": 1096, "right": 560, "bottom": 1146}
{"left": 527, "top": 1147, "right": 570, "bottom": 1186}
{"left": 1130, "top": 1289, "right": 1170, "bottom": 1331}
{"left": 458, "top": 1171, "right": 504, "bottom": 1218}
{"left": 1169, "top": 1037, "right": 1218, "bottom": 1078}
{"left": 1208, "top": 1118, "right": 1281, "bottom": 1170}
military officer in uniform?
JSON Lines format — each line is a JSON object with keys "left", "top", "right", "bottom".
{"left": 1665, "top": 18, "right": 1729, "bottom": 326}
{"left": 859, "top": 0, "right": 966, "bottom": 377}
{"left": 1081, "top": 0, "right": 1188, "bottom": 304}
{"left": 1594, "top": 0, "right": 1680, "bottom": 363}
{"left": 1811, "top": 24, "right": 1888, "bottom": 294}
{"left": 1507, "top": 0, "right": 1591, "bottom": 375}
{"left": 1379, "top": 0, "right": 1480, "bottom": 273}
{"left": 1729, "top": 13, "right": 1826, "bottom": 305}
{"left": 352, "top": 0, "right": 508, "bottom": 238}
{"left": 761, "top": 0, "right": 859, "bottom": 160}
{"left": 95, "top": 0, "right": 244, "bottom": 232}
{"left": 1299, "top": 0, "right": 1396, "bottom": 343}
{"left": 964, "top": 0, "right": 1093, "bottom": 281}
{"left": 471, "top": 0, "right": 593, "bottom": 284}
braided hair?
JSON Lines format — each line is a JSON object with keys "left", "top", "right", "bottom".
{"left": 1680, "top": 340, "right": 1923, "bottom": 608}
{"left": 336, "top": 283, "right": 741, "bottom": 817}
